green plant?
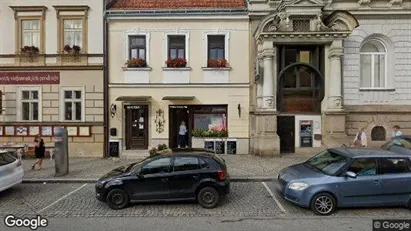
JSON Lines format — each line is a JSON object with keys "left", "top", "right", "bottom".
{"left": 165, "top": 57, "right": 187, "bottom": 68}
{"left": 149, "top": 144, "right": 169, "bottom": 156}
{"left": 192, "top": 129, "right": 228, "bottom": 138}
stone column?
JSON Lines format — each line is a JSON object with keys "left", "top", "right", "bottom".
{"left": 324, "top": 39, "right": 348, "bottom": 147}
{"left": 261, "top": 40, "right": 275, "bottom": 109}
{"left": 256, "top": 41, "right": 263, "bottom": 108}
{"left": 327, "top": 40, "right": 344, "bottom": 111}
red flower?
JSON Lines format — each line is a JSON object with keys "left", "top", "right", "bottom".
{"left": 126, "top": 58, "right": 147, "bottom": 68}
{"left": 207, "top": 59, "right": 228, "bottom": 68}
{"left": 165, "top": 58, "right": 187, "bottom": 68}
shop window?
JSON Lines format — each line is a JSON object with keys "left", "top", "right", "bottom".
{"left": 371, "top": 126, "right": 386, "bottom": 141}
{"left": 192, "top": 105, "right": 227, "bottom": 131}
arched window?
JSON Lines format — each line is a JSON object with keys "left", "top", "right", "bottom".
{"left": 360, "top": 39, "right": 387, "bottom": 88}
{"left": 371, "top": 126, "right": 386, "bottom": 141}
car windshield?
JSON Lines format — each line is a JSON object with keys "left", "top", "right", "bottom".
{"left": 125, "top": 156, "right": 153, "bottom": 172}
{"left": 304, "top": 150, "right": 350, "bottom": 175}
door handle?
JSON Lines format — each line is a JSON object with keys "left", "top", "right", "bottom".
{"left": 161, "top": 178, "right": 168, "bottom": 182}
{"left": 373, "top": 180, "right": 381, "bottom": 185}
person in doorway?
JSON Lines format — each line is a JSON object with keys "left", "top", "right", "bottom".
{"left": 353, "top": 128, "right": 367, "bottom": 147}
{"left": 178, "top": 121, "right": 188, "bottom": 148}
{"left": 31, "top": 134, "right": 45, "bottom": 170}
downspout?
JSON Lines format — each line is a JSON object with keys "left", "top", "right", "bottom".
{"left": 103, "top": 2, "right": 109, "bottom": 158}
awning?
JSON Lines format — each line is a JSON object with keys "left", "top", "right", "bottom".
{"left": 162, "top": 96, "right": 195, "bottom": 100}
{"left": 116, "top": 96, "right": 151, "bottom": 102}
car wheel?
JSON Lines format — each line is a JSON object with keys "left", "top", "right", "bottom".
{"left": 106, "top": 188, "right": 129, "bottom": 210}
{"left": 310, "top": 192, "right": 336, "bottom": 216}
{"left": 197, "top": 187, "right": 220, "bottom": 209}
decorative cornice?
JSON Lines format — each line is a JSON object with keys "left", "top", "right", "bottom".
{"left": 262, "top": 49, "right": 275, "bottom": 58}
{"left": 53, "top": 5, "right": 90, "bottom": 19}
{"left": 9, "top": 6, "right": 48, "bottom": 20}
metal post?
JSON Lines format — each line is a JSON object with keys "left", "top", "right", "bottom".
{"left": 54, "top": 127, "right": 69, "bottom": 176}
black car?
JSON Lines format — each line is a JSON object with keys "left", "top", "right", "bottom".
{"left": 381, "top": 136, "right": 411, "bottom": 155}
{"left": 95, "top": 153, "right": 230, "bottom": 210}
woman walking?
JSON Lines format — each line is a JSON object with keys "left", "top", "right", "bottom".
{"left": 353, "top": 128, "right": 367, "bottom": 147}
{"left": 31, "top": 134, "right": 45, "bottom": 170}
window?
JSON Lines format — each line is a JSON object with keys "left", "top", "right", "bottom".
{"left": 371, "top": 126, "right": 386, "bottom": 141}
{"left": 168, "top": 35, "right": 185, "bottom": 59}
{"left": 22, "top": 20, "right": 40, "bottom": 48}
{"left": 60, "top": 87, "right": 85, "bottom": 121}
{"left": 129, "top": 35, "right": 146, "bottom": 60}
{"left": 305, "top": 150, "right": 350, "bottom": 175}
{"left": 346, "top": 158, "right": 377, "bottom": 176}
{"left": 141, "top": 157, "right": 172, "bottom": 175}
{"left": 173, "top": 157, "right": 199, "bottom": 172}
{"left": 0, "top": 152, "right": 17, "bottom": 166}
{"left": 18, "top": 87, "right": 41, "bottom": 121}
{"left": 63, "top": 19, "right": 83, "bottom": 48}
{"left": 199, "top": 158, "right": 209, "bottom": 169}
{"left": 379, "top": 158, "right": 411, "bottom": 174}
{"left": 360, "top": 39, "right": 387, "bottom": 88}
{"left": 207, "top": 35, "right": 225, "bottom": 59}
{"left": 192, "top": 105, "right": 228, "bottom": 131}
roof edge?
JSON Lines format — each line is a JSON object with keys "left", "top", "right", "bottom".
{"left": 106, "top": 8, "right": 248, "bottom": 17}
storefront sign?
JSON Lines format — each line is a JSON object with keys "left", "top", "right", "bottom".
{"left": 0, "top": 72, "right": 60, "bottom": 84}
{"left": 125, "top": 105, "right": 141, "bottom": 109}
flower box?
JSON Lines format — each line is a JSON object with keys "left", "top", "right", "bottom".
{"left": 162, "top": 67, "right": 191, "bottom": 83}
{"left": 122, "top": 67, "right": 152, "bottom": 83}
{"left": 202, "top": 67, "right": 231, "bottom": 83}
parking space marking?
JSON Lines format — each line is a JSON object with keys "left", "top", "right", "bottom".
{"left": 37, "top": 183, "right": 88, "bottom": 213}
{"left": 261, "top": 182, "right": 287, "bottom": 213}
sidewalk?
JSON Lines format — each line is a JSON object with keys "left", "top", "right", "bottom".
{"left": 21, "top": 154, "right": 310, "bottom": 183}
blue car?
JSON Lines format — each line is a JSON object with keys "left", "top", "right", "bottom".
{"left": 277, "top": 147, "right": 411, "bottom": 215}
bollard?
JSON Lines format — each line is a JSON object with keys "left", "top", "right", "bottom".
{"left": 54, "top": 127, "right": 69, "bottom": 177}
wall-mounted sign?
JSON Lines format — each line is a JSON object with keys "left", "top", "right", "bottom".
{"left": 170, "top": 105, "right": 187, "bottom": 109}
{"left": 0, "top": 72, "right": 60, "bottom": 84}
{"left": 125, "top": 105, "right": 141, "bottom": 109}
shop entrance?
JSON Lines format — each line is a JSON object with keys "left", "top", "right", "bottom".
{"left": 277, "top": 116, "right": 295, "bottom": 153}
{"left": 125, "top": 105, "right": 148, "bottom": 150}
{"left": 169, "top": 106, "right": 191, "bottom": 148}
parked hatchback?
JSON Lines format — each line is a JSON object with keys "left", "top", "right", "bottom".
{"left": 0, "top": 150, "right": 24, "bottom": 192}
{"left": 277, "top": 147, "right": 411, "bottom": 215}
{"left": 95, "top": 153, "right": 230, "bottom": 209}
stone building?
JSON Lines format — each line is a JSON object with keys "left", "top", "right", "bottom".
{"left": 106, "top": 0, "right": 250, "bottom": 158}
{"left": 248, "top": 0, "right": 411, "bottom": 156}
{"left": 0, "top": 0, "right": 105, "bottom": 157}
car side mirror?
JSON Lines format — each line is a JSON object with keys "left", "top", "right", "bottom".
{"left": 345, "top": 171, "right": 357, "bottom": 178}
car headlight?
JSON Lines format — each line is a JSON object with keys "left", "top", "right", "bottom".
{"left": 288, "top": 182, "right": 309, "bottom": 191}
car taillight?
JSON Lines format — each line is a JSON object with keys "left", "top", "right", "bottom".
{"left": 217, "top": 169, "right": 226, "bottom": 181}
{"left": 16, "top": 160, "right": 22, "bottom": 167}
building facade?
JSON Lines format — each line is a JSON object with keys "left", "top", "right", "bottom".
{"left": 0, "top": 0, "right": 105, "bottom": 157}
{"left": 106, "top": 0, "right": 250, "bottom": 157}
{"left": 248, "top": 0, "right": 411, "bottom": 156}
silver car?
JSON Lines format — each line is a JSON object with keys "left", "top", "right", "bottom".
{"left": 0, "top": 150, "right": 24, "bottom": 192}
{"left": 277, "top": 147, "right": 411, "bottom": 215}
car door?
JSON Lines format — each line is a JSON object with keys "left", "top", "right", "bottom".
{"left": 127, "top": 156, "right": 172, "bottom": 201}
{"left": 338, "top": 158, "right": 384, "bottom": 207}
{"left": 168, "top": 156, "right": 200, "bottom": 199}
{"left": 376, "top": 157, "right": 411, "bottom": 205}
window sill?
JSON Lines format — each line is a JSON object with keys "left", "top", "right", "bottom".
{"left": 162, "top": 67, "right": 192, "bottom": 71}
{"left": 359, "top": 88, "right": 395, "bottom": 92}
{"left": 202, "top": 67, "right": 231, "bottom": 71}
{"left": 122, "top": 67, "right": 152, "bottom": 71}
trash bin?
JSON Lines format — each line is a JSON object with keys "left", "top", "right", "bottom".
{"left": 54, "top": 127, "right": 69, "bottom": 177}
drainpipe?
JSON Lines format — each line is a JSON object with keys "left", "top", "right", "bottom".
{"left": 103, "top": 2, "right": 109, "bottom": 158}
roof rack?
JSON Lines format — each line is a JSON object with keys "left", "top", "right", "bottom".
{"left": 105, "top": 8, "right": 248, "bottom": 17}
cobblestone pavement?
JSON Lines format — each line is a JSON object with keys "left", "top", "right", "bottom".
{"left": 21, "top": 155, "right": 308, "bottom": 179}
{"left": 0, "top": 182, "right": 409, "bottom": 220}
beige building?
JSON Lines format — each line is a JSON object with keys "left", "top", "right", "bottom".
{"left": 0, "top": 0, "right": 105, "bottom": 157}
{"left": 106, "top": 0, "right": 250, "bottom": 157}
{"left": 248, "top": 0, "right": 411, "bottom": 156}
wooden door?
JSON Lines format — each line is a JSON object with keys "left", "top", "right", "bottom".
{"left": 126, "top": 105, "right": 148, "bottom": 149}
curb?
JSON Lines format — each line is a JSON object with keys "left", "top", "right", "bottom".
{"left": 22, "top": 177, "right": 275, "bottom": 184}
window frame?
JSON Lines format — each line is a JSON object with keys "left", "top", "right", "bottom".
{"left": 345, "top": 157, "right": 378, "bottom": 177}
{"left": 359, "top": 39, "right": 388, "bottom": 89}
{"left": 141, "top": 156, "right": 172, "bottom": 175}
{"left": 203, "top": 31, "right": 230, "bottom": 67}
{"left": 164, "top": 31, "right": 190, "bottom": 66}
{"left": 59, "top": 86, "right": 86, "bottom": 122}
{"left": 125, "top": 32, "right": 150, "bottom": 63}
{"left": 10, "top": 6, "right": 47, "bottom": 53}
{"left": 54, "top": 6, "right": 89, "bottom": 54}
{"left": 16, "top": 86, "right": 42, "bottom": 122}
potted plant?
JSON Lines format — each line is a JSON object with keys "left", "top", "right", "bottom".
{"left": 63, "top": 45, "right": 81, "bottom": 55}
{"left": 207, "top": 58, "right": 228, "bottom": 68}
{"left": 125, "top": 58, "right": 147, "bottom": 68}
{"left": 19, "top": 46, "right": 40, "bottom": 62}
{"left": 165, "top": 57, "right": 187, "bottom": 68}
{"left": 149, "top": 144, "right": 172, "bottom": 156}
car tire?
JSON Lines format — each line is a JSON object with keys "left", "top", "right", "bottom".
{"left": 197, "top": 186, "right": 220, "bottom": 209}
{"left": 310, "top": 192, "right": 336, "bottom": 216}
{"left": 106, "top": 188, "right": 129, "bottom": 210}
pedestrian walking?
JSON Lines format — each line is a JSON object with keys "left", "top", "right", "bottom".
{"left": 31, "top": 134, "right": 45, "bottom": 170}
{"left": 353, "top": 128, "right": 367, "bottom": 147}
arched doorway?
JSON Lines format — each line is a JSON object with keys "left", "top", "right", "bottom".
{"left": 277, "top": 62, "right": 324, "bottom": 113}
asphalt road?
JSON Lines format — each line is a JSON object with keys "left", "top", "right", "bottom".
{"left": 0, "top": 182, "right": 410, "bottom": 231}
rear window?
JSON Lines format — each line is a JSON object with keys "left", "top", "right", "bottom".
{"left": 0, "top": 152, "right": 16, "bottom": 166}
